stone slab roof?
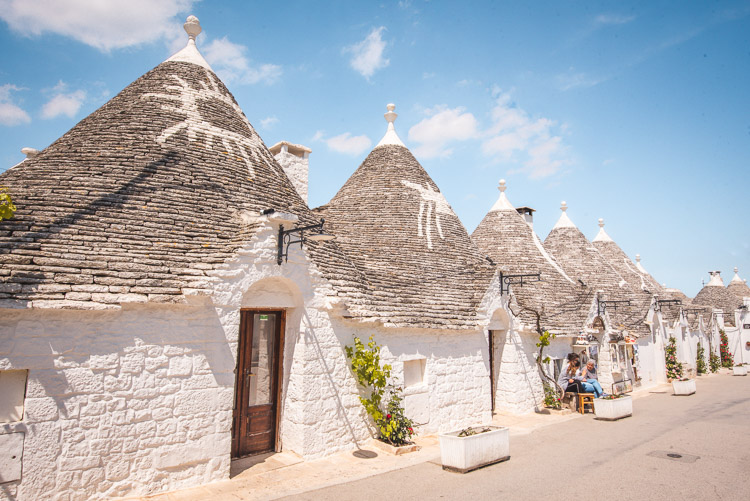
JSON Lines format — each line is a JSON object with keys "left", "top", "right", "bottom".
{"left": 0, "top": 59, "right": 367, "bottom": 311}
{"left": 544, "top": 219, "right": 649, "bottom": 337}
{"left": 727, "top": 282, "right": 750, "bottom": 302}
{"left": 471, "top": 189, "right": 590, "bottom": 335}
{"left": 320, "top": 144, "right": 496, "bottom": 330}
{"left": 693, "top": 284, "right": 741, "bottom": 327}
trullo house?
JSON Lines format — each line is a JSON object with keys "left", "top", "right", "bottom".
{"left": 470, "top": 180, "right": 594, "bottom": 413}
{"left": 543, "top": 203, "right": 658, "bottom": 392}
{"left": 0, "top": 17, "right": 505, "bottom": 501}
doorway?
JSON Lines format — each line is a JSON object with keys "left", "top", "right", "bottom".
{"left": 232, "top": 310, "right": 285, "bottom": 458}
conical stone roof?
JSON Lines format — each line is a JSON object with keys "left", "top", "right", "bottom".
{"left": 544, "top": 203, "right": 649, "bottom": 336}
{"left": 727, "top": 268, "right": 750, "bottom": 301}
{"left": 471, "top": 180, "right": 590, "bottom": 335}
{"left": 693, "top": 272, "right": 741, "bottom": 327}
{"left": 0, "top": 17, "right": 366, "bottom": 310}
{"left": 318, "top": 105, "right": 495, "bottom": 329}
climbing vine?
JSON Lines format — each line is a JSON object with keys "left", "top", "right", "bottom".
{"left": 345, "top": 336, "right": 414, "bottom": 446}
{"left": 0, "top": 187, "right": 16, "bottom": 221}
{"left": 665, "top": 336, "right": 683, "bottom": 380}
{"left": 719, "top": 329, "right": 733, "bottom": 368}
{"left": 696, "top": 342, "right": 707, "bottom": 375}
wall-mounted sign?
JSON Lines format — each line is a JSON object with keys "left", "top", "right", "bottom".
{"left": 744, "top": 324, "right": 750, "bottom": 330}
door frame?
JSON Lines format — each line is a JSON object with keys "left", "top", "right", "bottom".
{"left": 232, "top": 308, "right": 286, "bottom": 458}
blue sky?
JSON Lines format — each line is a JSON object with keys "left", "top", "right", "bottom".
{"left": 1, "top": 0, "right": 748, "bottom": 296}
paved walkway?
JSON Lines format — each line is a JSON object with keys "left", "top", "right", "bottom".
{"left": 131, "top": 376, "right": 731, "bottom": 501}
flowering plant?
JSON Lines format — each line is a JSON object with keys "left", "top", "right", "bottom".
{"left": 543, "top": 382, "right": 562, "bottom": 409}
{"left": 719, "top": 330, "right": 734, "bottom": 368}
{"left": 601, "top": 394, "right": 626, "bottom": 400}
{"left": 345, "top": 336, "right": 414, "bottom": 446}
{"left": 665, "top": 337, "right": 683, "bottom": 380}
{"left": 709, "top": 353, "right": 721, "bottom": 373}
{"left": 696, "top": 343, "right": 707, "bottom": 375}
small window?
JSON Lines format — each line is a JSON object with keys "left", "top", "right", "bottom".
{"left": 403, "top": 358, "right": 426, "bottom": 387}
{"left": 0, "top": 370, "right": 28, "bottom": 423}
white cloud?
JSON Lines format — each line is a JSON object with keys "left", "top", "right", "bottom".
{"left": 202, "top": 36, "right": 281, "bottom": 85}
{"left": 595, "top": 14, "right": 636, "bottom": 26}
{"left": 481, "top": 89, "right": 570, "bottom": 179}
{"left": 41, "top": 81, "right": 86, "bottom": 119}
{"left": 0, "top": 84, "right": 31, "bottom": 126}
{"left": 408, "top": 106, "right": 479, "bottom": 158}
{"left": 260, "top": 116, "right": 279, "bottom": 129}
{"left": 344, "top": 27, "right": 389, "bottom": 79}
{"left": 325, "top": 133, "right": 372, "bottom": 155}
{"left": 556, "top": 68, "right": 606, "bottom": 91}
{"left": 0, "top": 0, "right": 196, "bottom": 51}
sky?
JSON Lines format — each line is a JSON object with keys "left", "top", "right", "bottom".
{"left": 0, "top": 0, "right": 748, "bottom": 297}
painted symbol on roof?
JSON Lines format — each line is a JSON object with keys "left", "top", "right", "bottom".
{"left": 401, "top": 180, "right": 455, "bottom": 250}
{"left": 142, "top": 69, "right": 260, "bottom": 177}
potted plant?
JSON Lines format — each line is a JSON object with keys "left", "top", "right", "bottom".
{"left": 439, "top": 426, "right": 509, "bottom": 473}
{"left": 594, "top": 394, "right": 632, "bottom": 420}
{"left": 672, "top": 377, "right": 696, "bottom": 395}
{"left": 733, "top": 364, "right": 748, "bottom": 376}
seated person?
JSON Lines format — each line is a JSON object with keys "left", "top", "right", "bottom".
{"left": 557, "top": 359, "right": 584, "bottom": 393}
{"left": 578, "top": 360, "right": 604, "bottom": 398}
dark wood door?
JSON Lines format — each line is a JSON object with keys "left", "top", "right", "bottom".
{"left": 232, "top": 310, "right": 284, "bottom": 458}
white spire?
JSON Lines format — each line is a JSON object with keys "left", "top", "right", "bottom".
{"left": 489, "top": 179, "right": 516, "bottom": 212}
{"left": 706, "top": 271, "right": 724, "bottom": 287}
{"left": 730, "top": 267, "right": 744, "bottom": 285}
{"left": 166, "top": 15, "right": 212, "bottom": 71}
{"left": 593, "top": 217, "right": 613, "bottom": 242}
{"left": 635, "top": 253, "right": 648, "bottom": 273}
{"left": 376, "top": 103, "right": 405, "bottom": 147}
{"left": 552, "top": 201, "right": 576, "bottom": 229}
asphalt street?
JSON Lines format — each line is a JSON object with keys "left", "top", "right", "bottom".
{"left": 285, "top": 373, "right": 750, "bottom": 501}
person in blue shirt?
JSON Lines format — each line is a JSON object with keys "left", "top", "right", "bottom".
{"left": 578, "top": 360, "right": 604, "bottom": 397}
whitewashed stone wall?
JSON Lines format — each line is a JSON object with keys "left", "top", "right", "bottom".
{"left": 492, "top": 327, "right": 545, "bottom": 414}
{"left": 0, "top": 304, "right": 235, "bottom": 501}
{"left": 0, "top": 218, "right": 508, "bottom": 499}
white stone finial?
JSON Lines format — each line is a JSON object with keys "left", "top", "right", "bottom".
{"left": 636, "top": 254, "right": 641, "bottom": 262}
{"left": 735, "top": 267, "right": 739, "bottom": 274}
{"left": 593, "top": 216, "right": 612, "bottom": 242}
{"left": 21, "top": 147, "right": 40, "bottom": 158}
{"left": 560, "top": 201, "right": 568, "bottom": 212}
{"left": 553, "top": 200, "right": 575, "bottom": 229}
{"left": 166, "top": 15, "right": 212, "bottom": 70}
{"left": 498, "top": 179, "right": 506, "bottom": 192}
{"left": 184, "top": 15, "right": 201, "bottom": 40}
{"left": 490, "top": 178, "right": 514, "bottom": 211}
{"left": 376, "top": 103, "right": 405, "bottom": 147}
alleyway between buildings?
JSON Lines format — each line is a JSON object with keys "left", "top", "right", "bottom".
{"left": 135, "top": 372, "right": 749, "bottom": 501}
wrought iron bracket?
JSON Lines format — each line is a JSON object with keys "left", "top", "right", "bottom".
{"left": 277, "top": 219, "right": 326, "bottom": 265}
{"left": 682, "top": 308, "right": 706, "bottom": 315}
{"left": 655, "top": 299, "right": 681, "bottom": 312}
{"left": 597, "top": 299, "right": 631, "bottom": 317}
{"left": 499, "top": 272, "right": 541, "bottom": 295}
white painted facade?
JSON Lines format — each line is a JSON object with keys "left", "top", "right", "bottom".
{"left": 0, "top": 216, "right": 506, "bottom": 500}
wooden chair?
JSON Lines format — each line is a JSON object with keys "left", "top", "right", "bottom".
{"left": 577, "top": 393, "right": 595, "bottom": 414}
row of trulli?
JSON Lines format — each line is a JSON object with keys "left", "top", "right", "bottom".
{"left": 0, "top": 15, "right": 746, "bottom": 501}
{"left": 0, "top": 16, "right": 507, "bottom": 501}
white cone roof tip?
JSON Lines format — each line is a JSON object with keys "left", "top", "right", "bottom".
{"left": 376, "top": 103, "right": 406, "bottom": 148}
{"left": 552, "top": 201, "right": 576, "bottom": 229}
{"left": 166, "top": 15, "right": 213, "bottom": 71}
{"left": 490, "top": 179, "right": 516, "bottom": 212}
{"left": 635, "top": 253, "right": 648, "bottom": 273}
{"left": 592, "top": 217, "right": 613, "bottom": 242}
{"left": 730, "top": 267, "right": 744, "bottom": 285}
{"left": 706, "top": 271, "right": 725, "bottom": 287}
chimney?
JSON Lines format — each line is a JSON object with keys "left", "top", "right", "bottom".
{"left": 269, "top": 141, "right": 311, "bottom": 204}
{"left": 706, "top": 271, "right": 724, "bottom": 287}
{"left": 515, "top": 206, "right": 535, "bottom": 228}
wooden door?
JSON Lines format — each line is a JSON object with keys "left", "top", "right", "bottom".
{"left": 232, "top": 310, "right": 284, "bottom": 458}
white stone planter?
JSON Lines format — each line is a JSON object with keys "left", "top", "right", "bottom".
{"left": 672, "top": 379, "right": 696, "bottom": 396}
{"left": 594, "top": 396, "right": 632, "bottom": 420}
{"left": 439, "top": 426, "right": 509, "bottom": 473}
{"left": 733, "top": 366, "right": 748, "bottom": 376}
